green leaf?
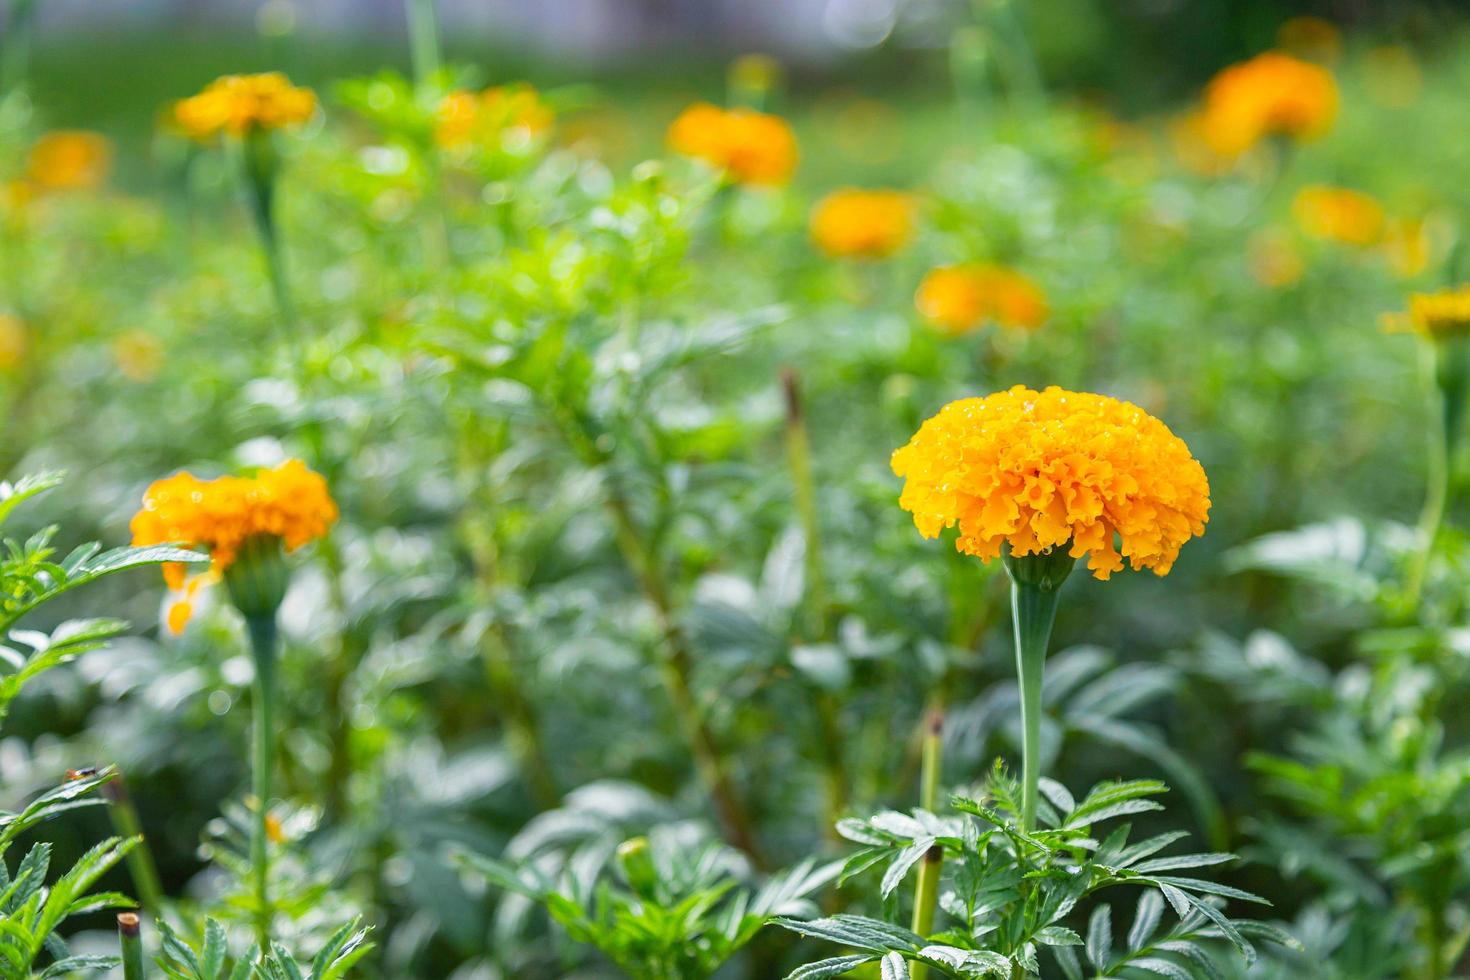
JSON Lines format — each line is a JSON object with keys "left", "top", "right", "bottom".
{"left": 784, "top": 955, "right": 876, "bottom": 979}
{"left": 1086, "top": 903, "right": 1112, "bottom": 969}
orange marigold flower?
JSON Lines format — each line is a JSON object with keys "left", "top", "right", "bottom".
{"left": 915, "top": 264, "right": 1048, "bottom": 335}
{"left": 810, "top": 188, "right": 915, "bottom": 258}
{"left": 27, "top": 131, "right": 112, "bottom": 191}
{"left": 434, "top": 84, "right": 553, "bottom": 149}
{"left": 1201, "top": 52, "right": 1337, "bottom": 157}
{"left": 1292, "top": 185, "right": 1385, "bottom": 246}
{"left": 131, "top": 460, "right": 337, "bottom": 628}
{"left": 174, "top": 72, "right": 316, "bottom": 140}
{"left": 667, "top": 102, "right": 797, "bottom": 186}
{"left": 1384, "top": 286, "right": 1470, "bottom": 340}
{"left": 891, "top": 386, "right": 1211, "bottom": 580}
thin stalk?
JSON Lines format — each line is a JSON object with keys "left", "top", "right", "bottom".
{"left": 405, "top": 0, "right": 442, "bottom": 94}
{"left": 782, "top": 370, "right": 848, "bottom": 830}
{"left": 244, "top": 613, "right": 279, "bottom": 954}
{"left": 604, "top": 491, "right": 765, "bottom": 866}
{"left": 909, "top": 707, "right": 944, "bottom": 980}
{"left": 0, "top": 0, "right": 39, "bottom": 93}
{"left": 1002, "top": 549, "right": 1073, "bottom": 831}
{"left": 102, "top": 776, "right": 167, "bottom": 919}
{"left": 118, "top": 913, "right": 145, "bottom": 980}
{"left": 1409, "top": 337, "right": 1468, "bottom": 606}
{"left": 454, "top": 419, "right": 560, "bottom": 809}
{"left": 240, "top": 131, "right": 299, "bottom": 338}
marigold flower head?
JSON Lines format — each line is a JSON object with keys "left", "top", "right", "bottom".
{"left": 915, "top": 264, "right": 1048, "bottom": 335}
{"left": 1383, "top": 286, "right": 1470, "bottom": 340}
{"left": 0, "top": 314, "right": 27, "bottom": 372}
{"left": 434, "top": 84, "right": 553, "bottom": 149}
{"left": 1292, "top": 185, "right": 1385, "bottom": 246}
{"left": 27, "top": 131, "right": 112, "bottom": 191}
{"left": 174, "top": 72, "right": 317, "bottom": 140}
{"left": 1201, "top": 52, "right": 1337, "bottom": 157}
{"left": 667, "top": 102, "right": 797, "bottom": 186}
{"left": 810, "top": 188, "right": 915, "bottom": 259}
{"left": 891, "top": 386, "right": 1211, "bottom": 580}
{"left": 131, "top": 460, "right": 337, "bottom": 628}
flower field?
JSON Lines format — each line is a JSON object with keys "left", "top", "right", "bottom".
{"left": 4, "top": 5, "right": 1470, "bottom": 978}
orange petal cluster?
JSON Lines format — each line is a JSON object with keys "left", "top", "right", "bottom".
{"left": 27, "top": 131, "right": 112, "bottom": 191}
{"left": 174, "top": 73, "right": 317, "bottom": 140}
{"left": 435, "top": 84, "right": 553, "bottom": 149}
{"left": 915, "top": 263, "right": 1048, "bottom": 335}
{"left": 891, "top": 386, "right": 1211, "bottom": 579}
{"left": 131, "top": 459, "right": 338, "bottom": 593}
{"left": 1384, "top": 286, "right": 1470, "bottom": 340}
{"left": 1292, "top": 185, "right": 1385, "bottom": 246}
{"left": 809, "top": 188, "right": 915, "bottom": 259}
{"left": 1201, "top": 52, "right": 1337, "bottom": 157}
{"left": 667, "top": 102, "right": 797, "bottom": 186}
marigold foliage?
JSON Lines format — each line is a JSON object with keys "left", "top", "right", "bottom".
{"left": 667, "top": 102, "right": 797, "bottom": 186}
{"left": 914, "top": 263, "right": 1047, "bottom": 335}
{"left": 130, "top": 459, "right": 338, "bottom": 593}
{"left": 1292, "top": 185, "right": 1385, "bottom": 246}
{"left": 1201, "top": 52, "right": 1338, "bottom": 157}
{"left": 891, "top": 386, "right": 1211, "bottom": 579}
{"left": 174, "top": 72, "right": 317, "bottom": 140}
{"left": 1385, "top": 286, "right": 1470, "bottom": 340}
{"left": 26, "top": 131, "right": 112, "bottom": 191}
{"left": 809, "top": 188, "right": 914, "bottom": 258}
{"left": 435, "top": 84, "right": 553, "bottom": 149}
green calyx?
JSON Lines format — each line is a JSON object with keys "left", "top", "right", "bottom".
{"left": 224, "top": 535, "right": 291, "bottom": 619}
{"left": 1000, "top": 545, "right": 1077, "bottom": 593}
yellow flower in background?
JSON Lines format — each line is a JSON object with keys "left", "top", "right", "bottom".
{"left": 27, "top": 131, "right": 112, "bottom": 191}
{"left": 114, "top": 330, "right": 164, "bottom": 382}
{"left": 1168, "top": 111, "right": 1232, "bottom": 177}
{"left": 1201, "top": 52, "right": 1337, "bottom": 157}
{"left": 435, "top": 84, "right": 553, "bottom": 149}
{"left": 1381, "top": 217, "right": 1434, "bottom": 279}
{"left": 667, "top": 102, "right": 797, "bottom": 186}
{"left": 1364, "top": 46, "right": 1423, "bottom": 109}
{"left": 1292, "top": 185, "right": 1385, "bottom": 246}
{"left": 891, "top": 385, "right": 1211, "bottom": 579}
{"left": 810, "top": 188, "right": 915, "bottom": 258}
{"left": 174, "top": 72, "right": 316, "bottom": 140}
{"left": 0, "top": 314, "right": 27, "bottom": 371}
{"left": 1246, "top": 228, "right": 1305, "bottom": 287}
{"left": 915, "top": 264, "right": 1048, "bottom": 335}
{"left": 1277, "top": 16, "right": 1342, "bottom": 64}
{"left": 131, "top": 460, "right": 337, "bottom": 629}
{"left": 1384, "top": 286, "right": 1470, "bottom": 340}
{"left": 728, "top": 53, "right": 783, "bottom": 100}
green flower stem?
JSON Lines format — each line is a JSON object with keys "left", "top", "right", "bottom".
{"left": 405, "top": 0, "right": 442, "bottom": 94}
{"left": 1002, "top": 549, "right": 1074, "bottom": 832}
{"left": 102, "top": 775, "right": 166, "bottom": 920}
{"left": 1409, "top": 336, "right": 1470, "bottom": 605}
{"left": 605, "top": 491, "right": 765, "bottom": 867}
{"left": 909, "top": 707, "right": 944, "bottom": 980}
{"left": 782, "top": 369, "right": 849, "bottom": 832}
{"left": 244, "top": 612, "right": 279, "bottom": 954}
{"left": 241, "top": 130, "right": 299, "bottom": 338}
{"left": 118, "top": 913, "right": 145, "bottom": 980}
{"left": 0, "top": 0, "right": 38, "bottom": 93}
